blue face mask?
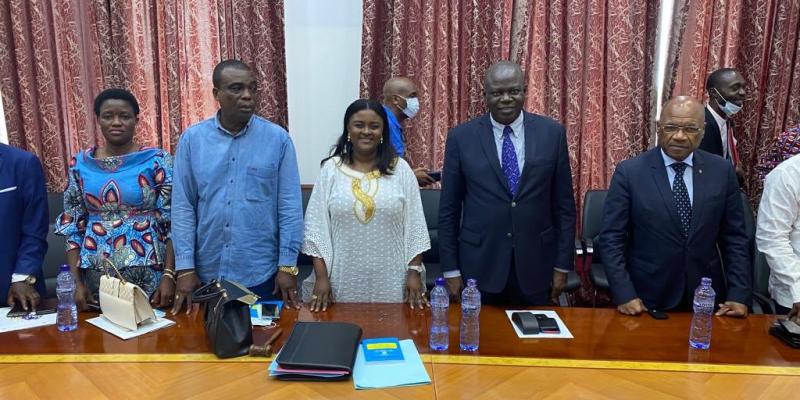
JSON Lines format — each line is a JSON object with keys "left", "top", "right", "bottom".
{"left": 399, "top": 96, "right": 420, "bottom": 119}
{"left": 713, "top": 88, "right": 742, "bottom": 117}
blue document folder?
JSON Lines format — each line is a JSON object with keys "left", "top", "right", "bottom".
{"left": 353, "top": 339, "right": 431, "bottom": 389}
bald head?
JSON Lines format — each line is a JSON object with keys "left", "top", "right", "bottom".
{"left": 661, "top": 96, "right": 704, "bottom": 122}
{"left": 483, "top": 61, "right": 526, "bottom": 125}
{"left": 382, "top": 77, "right": 418, "bottom": 120}
{"left": 658, "top": 96, "right": 705, "bottom": 161}
{"left": 483, "top": 61, "right": 523, "bottom": 90}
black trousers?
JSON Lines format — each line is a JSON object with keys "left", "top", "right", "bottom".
{"left": 774, "top": 303, "right": 792, "bottom": 315}
{"left": 480, "top": 252, "right": 550, "bottom": 306}
{"left": 245, "top": 273, "right": 281, "bottom": 301}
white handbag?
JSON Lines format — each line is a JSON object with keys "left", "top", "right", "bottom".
{"left": 98, "top": 258, "right": 157, "bottom": 331}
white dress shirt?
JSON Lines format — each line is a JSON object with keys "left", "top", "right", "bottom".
{"left": 706, "top": 104, "right": 736, "bottom": 162}
{"left": 661, "top": 150, "right": 694, "bottom": 206}
{"left": 489, "top": 112, "right": 525, "bottom": 173}
{"left": 756, "top": 154, "right": 800, "bottom": 309}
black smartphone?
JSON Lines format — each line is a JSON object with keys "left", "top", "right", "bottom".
{"left": 534, "top": 314, "right": 561, "bottom": 334}
{"left": 511, "top": 311, "right": 540, "bottom": 335}
{"left": 428, "top": 170, "right": 442, "bottom": 182}
{"left": 647, "top": 309, "right": 669, "bottom": 320}
{"left": 86, "top": 301, "right": 101, "bottom": 312}
{"left": 7, "top": 304, "right": 57, "bottom": 318}
{"left": 260, "top": 302, "right": 281, "bottom": 319}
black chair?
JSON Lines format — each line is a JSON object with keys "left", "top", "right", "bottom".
{"left": 41, "top": 192, "right": 66, "bottom": 297}
{"left": 581, "top": 190, "right": 609, "bottom": 293}
{"left": 296, "top": 188, "right": 314, "bottom": 283}
{"left": 739, "top": 190, "right": 774, "bottom": 314}
{"left": 419, "top": 189, "right": 441, "bottom": 290}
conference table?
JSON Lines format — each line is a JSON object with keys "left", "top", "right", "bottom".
{"left": 0, "top": 304, "right": 798, "bottom": 399}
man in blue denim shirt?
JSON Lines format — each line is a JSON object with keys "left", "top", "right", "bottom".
{"left": 171, "top": 60, "right": 304, "bottom": 313}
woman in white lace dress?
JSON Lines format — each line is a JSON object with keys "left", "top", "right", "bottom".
{"left": 302, "top": 99, "right": 430, "bottom": 310}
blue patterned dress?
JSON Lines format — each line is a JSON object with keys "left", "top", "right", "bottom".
{"left": 55, "top": 147, "right": 173, "bottom": 298}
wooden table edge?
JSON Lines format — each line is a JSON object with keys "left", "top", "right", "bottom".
{"left": 1, "top": 353, "right": 798, "bottom": 376}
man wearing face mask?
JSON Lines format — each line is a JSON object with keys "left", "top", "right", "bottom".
{"left": 381, "top": 77, "right": 435, "bottom": 186}
{"left": 700, "top": 68, "right": 747, "bottom": 184}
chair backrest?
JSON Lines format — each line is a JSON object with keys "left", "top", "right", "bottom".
{"left": 419, "top": 189, "right": 441, "bottom": 288}
{"left": 582, "top": 190, "right": 608, "bottom": 241}
{"left": 44, "top": 192, "right": 66, "bottom": 297}
{"left": 753, "top": 250, "right": 771, "bottom": 297}
{"left": 47, "top": 192, "right": 64, "bottom": 224}
{"left": 296, "top": 187, "right": 314, "bottom": 282}
{"left": 739, "top": 190, "right": 771, "bottom": 297}
{"left": 739, "top": 190, "right": 756, "bottom": 256}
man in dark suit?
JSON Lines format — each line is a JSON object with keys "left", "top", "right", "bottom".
{"left": 600, "top": 96, "right": 751, "bottom": 317}
{"left": 439, "top": 61, "right": 576, "bottom": 305}
{"left": 700, "top": 68, "right": 746, "bottom": 183}
{"left": 0, "top": 143, "right": 48, "bottom": 310}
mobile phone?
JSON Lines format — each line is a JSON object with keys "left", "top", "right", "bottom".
{"left": 86, "top": 301, "right": 101, "bottom": 312}
{"left": 428, "top": 170, "right": 442, "bottom": 182}
{"left": 261, "top": 303, "right": 280, "bottom": 319}
{"left": 534, "top": 314, "right": 561, "bottom": 334}
{"left": 647, "top": 309, "right": 669, "bottom": 320}
{"left": 7, "top": 304, "right": 57, "bottom": 318}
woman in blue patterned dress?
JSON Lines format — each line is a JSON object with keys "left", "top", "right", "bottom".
{"left": 55, "top": 89, "right": 176, "bottom": 310}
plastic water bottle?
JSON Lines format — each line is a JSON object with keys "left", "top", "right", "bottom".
{"left": 56, "top": 264, "right": 78, "bottom": 332}
{"left": 429, "top": 278, "right": 450, "bottom": 351}
{"left": 459, "top": 278, "right": 481, "bottom": 351}
{"left": 689, "top": 277, "right": 715, "bottom": 350}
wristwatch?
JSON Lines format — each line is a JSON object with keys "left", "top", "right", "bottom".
{"left": 278, "top": 266, "right": 299, "bottom": 276}
{"left": 407, "top": 265, "right": 425, "bottom": 274}
{"left": 24, "top": 276, "right": 37, "bottom": 285}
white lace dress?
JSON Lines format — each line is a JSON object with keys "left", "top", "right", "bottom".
{"left": 301, "top": 157, "right": 431, "bottom": 303}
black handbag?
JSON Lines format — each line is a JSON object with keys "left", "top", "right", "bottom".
{"left": 192, "top": 280, "right": 259, "bottom": 358}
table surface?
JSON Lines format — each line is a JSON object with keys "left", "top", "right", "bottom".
{"left": 1, "top": 303, "right": 798, "bottom": 371}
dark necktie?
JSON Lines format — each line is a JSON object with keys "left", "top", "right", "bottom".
{"left": 502, "top": 126, "right": 520, "bottom": 196}
{"left": 671, "top": 162, "right": 691, "bottom": 238}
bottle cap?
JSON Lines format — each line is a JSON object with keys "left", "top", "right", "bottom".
{"left": 700, "top": 277, "right": 712, "bottom": 286}
{"left": 59, "top": 264, "right": 70, "bottom": 272}
{"left": 466, "top": 278, "right": 477, "bottom": 287}
{"left": 435, "top": 277, "right": 445, "bottom": 286}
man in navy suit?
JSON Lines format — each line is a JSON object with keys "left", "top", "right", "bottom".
{"left": 600, "top": 96, "right": 751, "bottom": 317}
{"left": 439, "top": 61, "right": 576, "bottom": 305}
{"left": 0, "top": 143, "right": 48, "bottom": 310}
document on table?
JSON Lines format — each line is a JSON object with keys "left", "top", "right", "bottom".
{"left": 505, "top": 310, "right": 574, "bottom": 339}
{"left": 352, "top": 339, "right": 431, "bottom": 390}
{"left": 87, "top": 310, "right": 174, "bottom": 340}
{"left": 0, "top": 307, "right": 56, "bottom": 333}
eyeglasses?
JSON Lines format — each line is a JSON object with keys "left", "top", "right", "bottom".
{"left": 662, "top": 125, "right": 703, "bottom": 135}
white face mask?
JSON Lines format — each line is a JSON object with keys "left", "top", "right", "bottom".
{"left": 399, "top": 96, "right": 420, "bottom": 119}
{"left": 713, "top": 88, "right": 743, "bottom": 117}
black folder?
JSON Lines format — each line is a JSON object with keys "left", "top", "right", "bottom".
{"left": 275, "top": 321, "right": 363, "bottom": 380}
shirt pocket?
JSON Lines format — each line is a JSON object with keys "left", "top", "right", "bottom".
{"left": 246, "top": 166, "right": 278, "bottom": 202}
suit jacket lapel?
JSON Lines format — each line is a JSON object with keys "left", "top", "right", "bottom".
{"left": 649, "top": 148, "right": 683, "bottom": 236}
{"left": 688, "top": 151, "right": 708, "bottom": 241}
{"left": 516, "top": 112, "right": 537, "bottom": 195}
{"left": 477, "top": 115, "right": 511, "bottom": 195}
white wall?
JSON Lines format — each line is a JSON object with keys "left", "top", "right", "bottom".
{"left": 284, "top": 0, "right": 363, "bottom": 184}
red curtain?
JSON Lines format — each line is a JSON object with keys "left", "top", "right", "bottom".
{"left": 360, "top": 0, "right": 514, "bottom": 174}
{"left": 360, "top": 0, "right": 659, "bottom": 218}
{"left": 0, "top": 0, "right": 287, "bottom": 191}
{"left": 510, "top": 0, "right": 660, "bottom": 216}
{"left": 667, "top": 0, "right": 800, "bottom": 200}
